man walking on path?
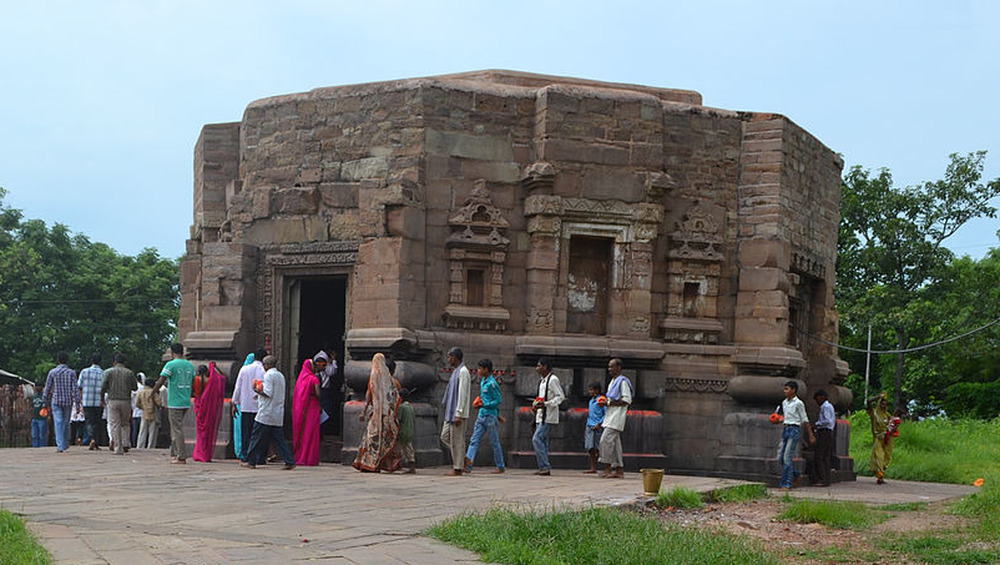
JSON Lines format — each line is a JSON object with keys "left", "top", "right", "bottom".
{"left": 240, "top": 355, "right": 296, "bottom": 470}
{"left": 102, "top": 353, "right": 137, "bottom": 455}
{"left": 151, "top": 343, "right": 196, "bottom": 464}
{"left": 232, "top": 348, "right": 266, "bottom": 462}
{"left": 43, "top": 351, "right": 81, "bottom": 453}
{"left": 77, "top": 353, "right": 104, "bottom": 450}
{"left": 599, "top": 358, "right": 632, "bottom": 479}
{"left": 532, "top": 357, "right": 565, "bottom": 476}
{"left": 440, "top": 347, "right": 471, "bottom": 476}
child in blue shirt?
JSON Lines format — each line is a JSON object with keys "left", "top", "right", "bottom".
{"left": 463, "top": 359, "right": 505, "bottom": 474}
{"left": 584, "top": 383, "right": 606, "bottom": 474}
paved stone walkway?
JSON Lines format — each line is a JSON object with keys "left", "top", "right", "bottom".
{"left": 0, "top": 447, "right": 975, "bottom": 564}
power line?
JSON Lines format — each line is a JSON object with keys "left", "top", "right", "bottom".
{"left": 800, "top": 316, "right": 1000, "bottom": 354}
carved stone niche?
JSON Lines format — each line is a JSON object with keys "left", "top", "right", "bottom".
{"left": 660, "top": 202, "right": 725, "bottom": 344}
{"left": 442, "top": 179, "right": 511, "bottom": 332}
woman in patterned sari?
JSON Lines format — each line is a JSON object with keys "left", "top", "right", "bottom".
{"left": 867, "top": 393, "right": 894, "bottom": 485}
{"left": 292, "top": 358, "right": 321, "bottom": 466}
{"left": 352, "top": 353, "right": 402, "bottom": 472}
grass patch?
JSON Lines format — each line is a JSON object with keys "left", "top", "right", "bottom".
{"left": 849, "top": 413, "right": 1000, "bottom": 484}
{"left": 654, "top": 486, "right": 704, "bottom": 509}
{"left": 777, "top": 499, "right": 887, "bottom": 529}
{"left": 708, "top": 483, "right": 769, "bottom": 503}
{"left": 427, "top": 506, "right": 778, "bottom": 565}
{"left": 878, "top": 501, "right": 928, "bottom": 512}
{"left": 0, "top": 508, "right": 50, "bottom": 565}
{"left": 876, "top": 531, "right": 1000, "bottom": 565}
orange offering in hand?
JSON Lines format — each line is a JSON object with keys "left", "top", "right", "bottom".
{"left": 597, "top": 395, "right": 608, "bottom": 405}
{"left": 473, "top": 396, "right": 484, "bottom": 408}
{"left": 769, "top": 413, "right": 784, "bottom": 424}
{"left": 252, "top": 379, "right": 263, "bottom": 392}
{"left": 39, "top": 407, "right": 49, "bottom": 418}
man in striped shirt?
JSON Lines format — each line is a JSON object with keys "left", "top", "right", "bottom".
{"left": 77, "top": 353, "right": 105, "bottom": 450}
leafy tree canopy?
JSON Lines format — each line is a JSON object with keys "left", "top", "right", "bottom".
{"left": 0, "top": 187, "right": 179, "bottom": 382}
{"left": 837, "top": 152, "right": 1000, "bottom": 412}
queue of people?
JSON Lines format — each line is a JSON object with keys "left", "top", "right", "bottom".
{"left": 29, "top": 344, "right": 872, "bottom": 485}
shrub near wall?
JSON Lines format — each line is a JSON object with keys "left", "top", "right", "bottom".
{"left": 943, "top": 381, "right": 1000, "bottom": 419}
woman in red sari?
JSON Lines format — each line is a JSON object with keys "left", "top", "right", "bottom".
{"left": 293, "top": 358, "right": 322, "bottom": 466}
{"left": 192, "top": 362, "right": 226, "bottom": 462}
{"left": 353, "top": 353, "right": 402, "bottom": 472}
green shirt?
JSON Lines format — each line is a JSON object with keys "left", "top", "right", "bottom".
{"left": 160, "top": 358, "right": 196, "bottom": 409}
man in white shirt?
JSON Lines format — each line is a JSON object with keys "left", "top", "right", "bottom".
{"left": 599, "top": 358, "right": 632, "bottom": 479}
{"left": 532, "top": 358, "right": 565, "bottom": 476}
{"left": 776, "top": 380, "right": 815, "bottom": 490}
{"left": 440, "top": 347, "right": 471, "bottom": 476}
{"left": 240, "top": 355, "right": 295, "bottom": 470}
{"left": 232, "top": 348, "right": 267, "bottom": 464}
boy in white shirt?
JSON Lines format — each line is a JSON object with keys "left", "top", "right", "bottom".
{"left": 775, "top": 381, "right": 815, "bottom": 490}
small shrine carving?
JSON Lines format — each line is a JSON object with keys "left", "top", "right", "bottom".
{"left": 661, "top": 202, "right": 725, "bottom": 344}
{"left": 443, "top": 180, "right": 511, "bottom": 331}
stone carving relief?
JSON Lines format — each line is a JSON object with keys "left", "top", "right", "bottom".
{"left": 662, "top": 202, "right": 726, "bottom": 344}
{"left": 442, "top": 179, "right": 511, "bottom": 332}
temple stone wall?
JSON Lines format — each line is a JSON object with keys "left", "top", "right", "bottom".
{"left": 179, "top": 71, "right": 852, "bottom": 481}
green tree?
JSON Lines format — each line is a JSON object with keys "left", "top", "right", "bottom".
{"left": 837, "top": 152, "right": 1000, "bottom": 410}
{"left": 0, "top": 187, "right": 179, "bottom": 380}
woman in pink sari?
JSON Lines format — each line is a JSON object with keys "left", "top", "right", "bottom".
{"left": 192, "top": 362, "right": 226, "bottom": 462}
{"left": 293, "top": 358, "right": 322, "bottom": 466}
{"left": 353, "top": 353, "right": 402, "bottom": 472}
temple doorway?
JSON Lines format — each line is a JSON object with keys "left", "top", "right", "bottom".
{"left": 287, "top": 276, "right": 348, "bottom": 442}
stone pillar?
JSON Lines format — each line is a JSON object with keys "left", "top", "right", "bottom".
{"left": 522, "top": 162, "right": 560, "bottom": 334}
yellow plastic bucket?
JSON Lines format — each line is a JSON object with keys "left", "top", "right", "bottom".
{"left": 640, "top": 468, "right": 664, "bottom": 496}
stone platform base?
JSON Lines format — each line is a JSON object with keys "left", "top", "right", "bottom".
{"left": 508, "top": 450, "right": 670, "bottom": 473}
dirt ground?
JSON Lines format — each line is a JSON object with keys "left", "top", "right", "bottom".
{"left": 648, "top": 498, "right": 967, "bottom": 565}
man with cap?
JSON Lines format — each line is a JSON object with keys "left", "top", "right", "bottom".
{"left": 810, "top": 389, "right": 836, "bottom": 486}
{"left": 440, "top": 347, "right": 471, "bottom": 476}
{"left": 532, "top": 357, "right": 565, "bottom": 476}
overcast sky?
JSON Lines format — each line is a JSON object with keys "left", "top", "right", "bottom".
{"left": 1, "top": 1, "right": 997, "bottom": 260}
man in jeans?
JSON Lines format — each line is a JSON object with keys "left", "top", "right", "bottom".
{"left": 43, "top": 351, "right": 81, "bottom": 453}
{"left": 463, "top": 358, "right": 505, "bottom": 474}
{"left": 77, "top": 353, "right": 104, "bottom": 450}
{"left": 777, "top": 380, "right": 815, "bottom": 490}
{"left": 151, "top": 343, "right": 196, "bottom": 464}
{"left": 531, "top": 357, "right": 565, "bottom": 476}
{"left": 240, "top": 355, "right": 295, "bottom": 470}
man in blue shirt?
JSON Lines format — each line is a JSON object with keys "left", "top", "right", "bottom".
{"left": 810, "top": 389, "right": 836, "bottom": 486}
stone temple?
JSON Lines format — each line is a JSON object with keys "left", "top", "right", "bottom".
{"left": 179, "top": 70, "right": 854, "bottom": 481}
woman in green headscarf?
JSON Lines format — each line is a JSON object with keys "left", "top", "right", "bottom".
{"left": 867, "top": 393, "right": 894, "bottom": 484}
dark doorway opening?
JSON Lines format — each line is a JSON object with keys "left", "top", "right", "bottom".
{"left": 296, "top": 277, "right": 347, "bottom": 438}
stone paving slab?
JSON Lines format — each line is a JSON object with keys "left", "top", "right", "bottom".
{"left": 0, "top": 447, "right": 976, "bottom": 564}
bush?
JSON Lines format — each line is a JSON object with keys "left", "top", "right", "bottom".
{"left": 942, "top": 381, "right": 1000, "bottom": 420}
